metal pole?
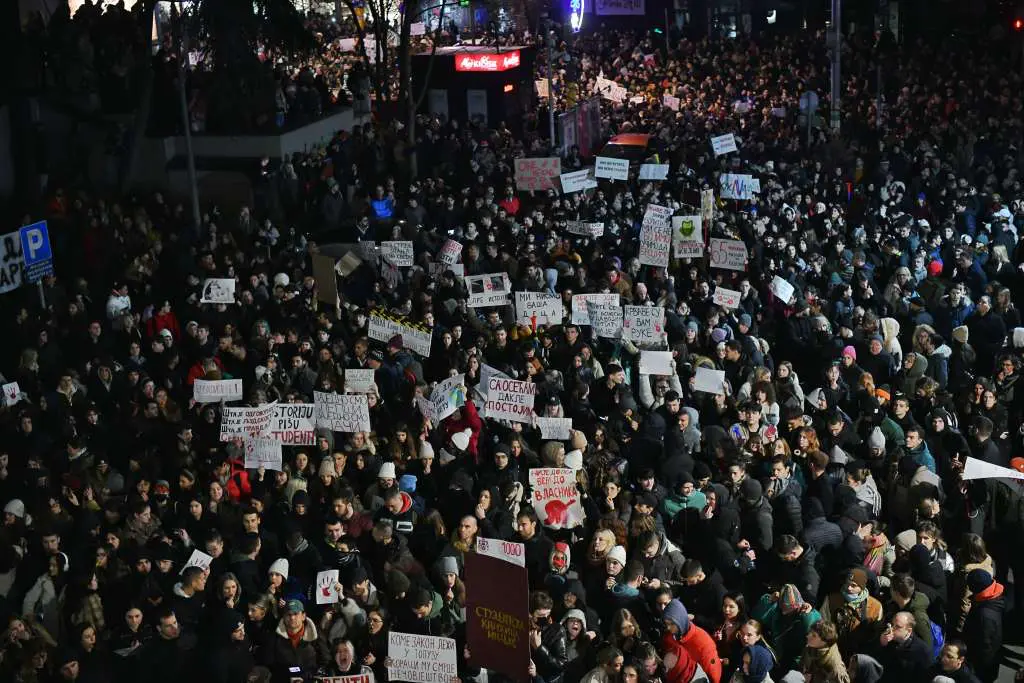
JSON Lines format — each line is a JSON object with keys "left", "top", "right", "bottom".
{"left": 37, "top": 281, "right": 46, "bottom": 310}
{"left": 174, "top": 3, "right": 202, "bottom": 239}
{"left": 806, "top": 111, "right": 812, "bottom": 147}
{"left": 664, "top": 8, "right": 671, "bottom": 53}
{"left": 547, "top": 22, "right": 556, "bottom": 151}
{"left": 876, "top": 62, "right": 882, "bottom": 129}
{"left": 829, "top": 0, "right": 841, "bottom": 131}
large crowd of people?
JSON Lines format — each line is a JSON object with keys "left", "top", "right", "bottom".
{"left": 3, "top": 5, "right": 1024, "bottom": 683}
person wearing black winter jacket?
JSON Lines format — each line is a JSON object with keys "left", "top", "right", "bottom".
{"left": 530, "top": 591, "right": 569, "bottom": 683}
{"left": 737, "top": 478, "right": 774, "bottom": 556}
{"left": 208, "top": 610, "right": 256, "bottom": 683}
{"left": 962, "top": 569, "right": 1005, "bottom": 683}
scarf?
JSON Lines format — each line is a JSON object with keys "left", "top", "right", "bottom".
{"left": 842, "top": 589, "right": 868, "bottom": 608}
{"left": 287, "top": 621, "right": 305, "bottom": 649}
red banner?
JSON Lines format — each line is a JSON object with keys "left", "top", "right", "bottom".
{"left": 465, "top": 541, "right": 530, "bottom": 681}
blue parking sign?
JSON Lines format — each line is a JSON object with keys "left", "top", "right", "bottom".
{"left": 19, "top": 221, "right": 54, "bottom": 283}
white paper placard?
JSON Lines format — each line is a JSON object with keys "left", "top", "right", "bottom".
{"left": 594, "top": 157, "right": 629, "bottom": 181}
{"left": 387, "top": 633, "right": 458, "bottom": 683}
{"left": 961, "top": 457, "right": 1024, "bottom": 481}
{"left": 316, "top": 569, "right": 341, "bottom": 604}
{"left": 639, "top": 222, "right": 672, "bottom": 268}
{"left": 672, "top": 215, "right": 704, "bottom": 258}
{"left": 622, "top": 306, "right": 665, "bottom": 343}
{"left": 314, "top": 392, "right": 371, "bottom": 432}
{"left": 344, "top": 368, "right": 376, "bottom": 393}
{"left": 710, "top": 133, "right": 739, "bottom": 156}
{"left": 639, "top": 351, "right": 673, "bottom": 376}
{"left": 662, "top": 94, "right": 680, "bottom": 111}
{"left": 770, "top": 276, "right": 796, "bottom": 304}
{"left": 410, "top": 21, "right": 426, "bottom": 35}
{"left": 484, "top": 377, "right": 536, "bottom": 423}
{"left": 243, "top": 438, "right": 283, "bottom": 470}
{"left": 439, "top": 239, "right": 462, "bottom": 265}
{"left": 709, "top": 238, "right": 748, "bottom": 271}
{"left": 566, "top": 221, "right": 605, "bottom": 237}
{"left": 194, "top": 379, "right": 244, "bottom": 403}
{"left": 713, "top": 287, "right": 742, "bottom": 309}
{"left": 182, "top": 549, "right": 214, "bottom": 573}
{"left": 515, "top": 291, "right": 563, "bottom": 326}
{"left": 381, "top": 241, "right": 414, "bottom": 267}
{"left": 368, "top": 311, "right": 432, "bottom": 356}
{"left": 571, "top": 293, "right": 619, "bottom": 325}
{"left": 638, "top": 164, "right": 669, "bottom": 180}
{"left": 219, "top": 401, "right": 278, "bottom": 441}
{"left": 465, "top": 273, "right": 512, "bottom": 308}
{"left": 536, "top": 417, "right": 573, "bottom": 440}
{"left": 560, "top": 169, "right": 593, "bottom": 194}
{"left": 430, "top": 374, "right": 464, "bottom": 423}
{"left": 589, "top": 305, "right": 623, "bottom": 338}
{"left": 719, "top": 173, "right": 758, "bottom": 200}
{"left": 200, "top": 278, "right": 235, "bottom": 304}
{"left": 693, "top": 367, "right": 727, "bottom": 394}
{"left": 2, "top": 381, "right": 21, "bottom": 406}
{"left": 529, "top": 468, "right": 585, "bottom": 529}
{"left": 268, "top": 403, "right": 316, "bottom": 445}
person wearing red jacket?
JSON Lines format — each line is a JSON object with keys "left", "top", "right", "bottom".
{"left": 663, "top": 599, "right": 722, "bottom": 683}
{"left": 442, "top": 393, "right": 482, "bottom": 460}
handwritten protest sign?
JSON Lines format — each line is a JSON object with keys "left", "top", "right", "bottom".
{"left": 693, "top": 367, "right": 727, "bottom": 394}
{"left": 566, "top": 221, "right": 604, "bottom": 237}
{"left": 194, "top": 379, "right": 243, "bottom": 403}
{"left": 701, "top": 188, "right": 715, "bottom": 223}
{"left": 595, "top": 157, "right": 629, "bottom": 181}
{"left": 639, "top": 164, "right": 669, "bottom": 180}
{"left": 536, "top": 417, "right": 573, "bottom": 440}
{"left": 672, "top": 215, "right": 704, "bottom": 258}
{"left": 316, "top": 569, "right": 340, "bottom": 604}
{"left": 530, "top": 468, "right": 585, "bottom": 529}
{"left": 439, "top": 239, "right": 462, "bottom": 265}
{"left": 713, "top": 287, "right": 742, "bottom": 309}
{"left": 219, "top": 401, "right": 278, "bottom": 441}
{"left": 709, "top": 238, "right": 748, "bottom": 271}
{"left": 3, "top": 382, "right": 21, "bottom": 407}
{"left": 589, "top": 304, "right": 623, "bottom": 338}
{"left": 622, "top": 306, "right": 665, "bottom": 343}
{"left": 639, "top": 351, "right": 673, "bottom": 375}
{"left": 770, "top": 276, "right": 796, "bottom": 304}
{"left": 410, "top": 21, "right": 426, "bottom": 35}
{"left": 642, "top": 203, "right": 673, "bottom": 229}
{"left": 515, "top": 291, "right": 563, "bottom": 326}
{"left": 710, "top": 133, "right": 739, "bottom": 156}
{"left": 639, "top": 222, "right": 672, "bottom": 268}
{"left": 535, "top": 79, "right": 549, "bottom": 98}
{"left": 268, "top": 403, "right": 316, "bottom": 445}
{"left": 368, "top": 309, "right": 432, "bottom": 356}
{"left": 344, "top": 368, "right": 375, "bottom": 394}
{"left": 314, "top": 392, "right": 371, "bottom": 432}
{"left": 663, "top": 94, "right": 680, "bottom": 111}
{"left": 201, "top": 278, "right": 235, "bottom": 304}
{"left": 719, "top": 173, "right": 758, "bottom": 200}
{"left": 316, "top": 676, "right": 373, "bottom": 683}
{"left": 514, "top": 157, "right": 561, "bottom": 191}
{"left": 387, "top": 632, "right": 458, "bottom": 683}
{"left": 465, "top": 273, "right": 512, "bottom": 308}
{"left": 485, "top": 377, "right": 536, "bottom": 423}
{"left": 381, "top": 241, "right": 414, "bottom": 267}
{"left": 572, "top": 293, "right": 619, "bottom": 325}
{"left": 430, "top": 374, "right": 464, "bottom": 423}
{"left": 243, "top": 438, "right": 283, "bottom": 470}
{"left": 560, "top": 169, "right": 594, "bottom": 193}
{"left": 182, "top": 549, "right": 214, "bottom": 573}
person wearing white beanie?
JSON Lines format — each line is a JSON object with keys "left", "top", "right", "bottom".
{"left": 378, "top": 462, "right": 397, "bottom": 481}
{"left": 319, "top": 458, "right": 337, "bottom": 480}
{"left": 268, "top": 558, "right": 289, "bottom": 581}
{"left": 4, "top": 498, "right": 26, "bottom": 522}
{"left": 606, "top": 545, "right": 627, "bottom": 575}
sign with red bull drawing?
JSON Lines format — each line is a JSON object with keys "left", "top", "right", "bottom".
{"left": 529, "top": 468, "right": 584, "bottom": 529}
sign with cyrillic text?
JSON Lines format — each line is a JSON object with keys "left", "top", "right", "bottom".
{"left": 484, "top": 377, "right": 536, "bottom": 423}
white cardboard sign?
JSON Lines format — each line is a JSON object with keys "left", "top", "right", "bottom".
{"left": 672, "top": 215, "right": 704, "bottom": 258}
{"left": 693, "top": 367, "right": 727, "bottom": 394}
{"left": 595, "top": 157, "right": 629, "bottom": 181}
{"left": 344, "top": 368, "right": 376, "bottom": 394}
{"left": 201, "top": 278, "right": 236, "bottom": 304}
{"left": 194, "top": 379, "right": 244, "bottom": 403}
{"left": 484, "top": 377, "right": 536, "bottom": 423}
{"left": 622, "top": 306, "right": 665, "bottom": 343}
{"left": 381, "top": 241, "right": 414, "bottom": 267}
{"left": 710, "top": 133, "right": 739, "bottom": 156}
{"left": 387, "top": 633, "right": 458, "bottom": 683}
{"left": 536, "top": 417, "right": 573, "bottom": 440}
{"left": 515, "top": 291, "right": 563, "bottom": 326}
{"left": 639, "top": 351, "right": 673, "bottom": 376}
{"left": 316, "top": 569, "right": 341, "bottom": 604}
{"left": 314, "top": 392, "right": 371, "bottom": 432}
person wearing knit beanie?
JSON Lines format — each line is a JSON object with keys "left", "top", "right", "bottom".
{"left": 386, "top": 570, "right": 411, "bottom": 598}
{"left": 842, "top": 345, "right": 857, "bottom": 361}
{"left": 848, "top": 567, "right": 869, "bottom": 591}
{"left": 778, "top": 584, "right": 804, "bottom": 614}
{"left": 268, "top": 558, "right": 289, "bottom": 581}
{"left": 606, "top": 545, "right": 627, "bottom": 571}
{"left": 894, "top": 529, "right": 917, "bottom": 553}
{"left": 966, "top": 568, "right": 994, "bottom": 595}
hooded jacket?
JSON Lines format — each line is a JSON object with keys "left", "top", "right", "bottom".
{"left": 962, "top": 580, "right": 1005, "bottom": 680}
{"left": 663, "top": 599, "right": 722, "bottom": 683}
{"left": 271, "top": 615, "right": 328, "bottom": 672}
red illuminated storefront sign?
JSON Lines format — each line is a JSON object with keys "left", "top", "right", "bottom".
{"left": 455, "top": 50, "right": 521, "bottom": 72}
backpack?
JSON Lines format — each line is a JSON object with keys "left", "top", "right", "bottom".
{"left": 928, "top": 619, "right": 945, "bottom": 661}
